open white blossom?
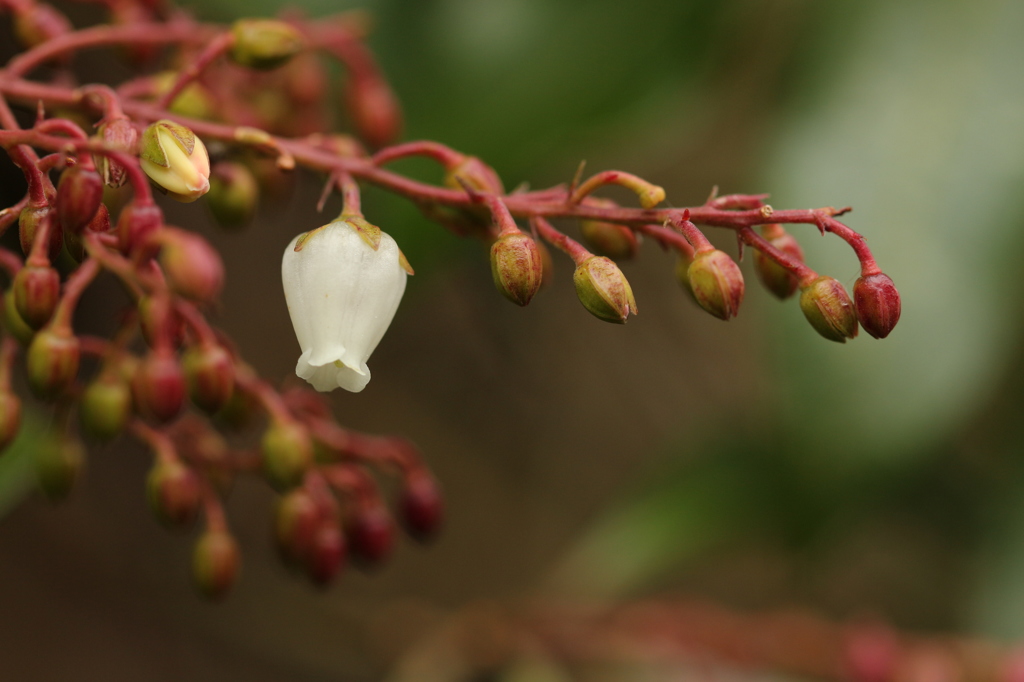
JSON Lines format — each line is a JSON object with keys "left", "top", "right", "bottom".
{"left": 281, "top": 218, "right": 408, "bottom": 393}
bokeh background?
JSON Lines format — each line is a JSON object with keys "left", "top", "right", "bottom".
{"left": 2, "top": 0, "right": 1024, "bottom": 679}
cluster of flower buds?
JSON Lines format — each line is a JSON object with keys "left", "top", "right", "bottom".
{"left": 0, "top": 0, "right": 898, "bottom": 598}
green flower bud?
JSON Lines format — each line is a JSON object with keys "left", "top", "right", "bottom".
{"left": 206, "top": 162, "right": 258, "bottom": 229}
{"left": 36, "top": 435, "right": 84, "bottom": 502}
{"left": 490, "top": 232, "right": 543, "bottom": 306}
{"left": 157, "top": 229, "right": 224, "bottom": 303}
{"left": 139, "top": 120, "right": 210, "bottom": 203}
{"left": 572, "top": 256, "right": 638, "bottom": 324}
{"left": 799, "top": 276, "right": 859, "bottom": 343}
{"left": 192, "top": 529, "right": 240, "bottom": 600}
{"left": 230, "top": 19, "right": 305, "bottom": 70}
{"left": 152, "top": 71, "right": 218, "bottom": 120}
{"left": 261, "top": 420, "right": 313, "bottom": 490}
{"left": 687, "top": 249, "right": 744, "bottom": 321}
{"left": 443, "top": 156, "right": 504, "bottom": 195}
{"left": 580, "top": 219, "right": 640, "bottom": 260}
{"left": 79, "top": 374, "right": 132, "bottom": 441}
{"left": 27, "top": 327, "right": 80, "bottom": 399}
{"left": 274, "top": 488, "right": 320, "bottom": 566}
{"left": 19, "top": 206, "right": 62, "bottom": 262}
{"left": 2, "top": 289, "right": 35, "bottom": 346}
{"left": 753, "top": 226, "right": 804, "bottom": 300}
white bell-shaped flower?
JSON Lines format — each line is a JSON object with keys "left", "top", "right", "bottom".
{"left": 281, "top": 216, "right": 409, "bottom": 393}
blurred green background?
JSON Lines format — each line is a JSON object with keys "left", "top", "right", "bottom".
{"left": 3, "top": 0, "right": 1024, "bottom": 680}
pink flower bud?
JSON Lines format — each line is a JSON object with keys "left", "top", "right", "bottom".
{"left": 400, "top": 473, "right": 443, "bottom": 542}
{"left": 580, "top": 219, "right": 640, "bottom": 260}
{"left": 229, "top": 19, "right": 305, "bottom": 70}
{"left": 344, "top": 75, "right": 402, "bottom": 149}
{"left": 94, "top": 118, "right": 139, "bottom": 189}
{"left": 56, "top": 166, "right": 103, "bottom": 234}
{"left": 158, "top": 229, "right": 224, "bottom": 303}
{"left": 261, "top": 420, "right": 313, "bottom": 490}
{"left": 2, "top": 289, "right": 35, "bottom": 346}
{"left": 19, "top": 206, "right": 62, "bottom": 262}
{"left": 27, "top": 327, "right": 80, "bottom": 399}
{"left": 347, "top": 503, "right": 395, "bottom": 567}
{"left": 116, "top": 202, "right": 163, "bottom": 255}
{"left": 274, "top": 488, "right": 320, "bottom": 566}
{"left": 305, "top": 521, "right": 346, "bottom": 586}
{"left": 799, "top": 276, "right": 859, "bottom": 343}
{"left": 206, "top": 162, "right": 259, "bottom": 229}
{"left": 183, "top": 343, "right": 234, "bottom": 414}
{"left": 146, "top": 457, "right": 201, "bottom": 528}
{"left": 192, "top": 529, "right": 240, "bottom": 600}
{"left": 490, "top": 232, "right": 544, "bottom": 307}
{"left": 572, "top": 256, "right": 638, "bottom": 324}
{"left": 36, "top": 435, "right": 84, "bottom": 502}
{"left": 854, "top": 273, "right": 901, "bottom": 339}
{"left": 80, "top": 373, "right": 132, "bottom": 441}
{"left": 13, "top": 265, "right": 60, "bottom": 330}
{"left": 0, "top": 391, "right": 22, "bottom": 452}
{"left": 132, "top": 349, "right": 186, "bottom": 423}
{"left": 687, "top": 249, "right": 745, "bottom": 321}
{"left": 753, "top": 226, "right": 804, "bottom": 300}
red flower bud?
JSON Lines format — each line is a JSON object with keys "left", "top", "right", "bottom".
{"left": 2, "top": 289, "right": 35, "bottom": 346}
{"left": 116, "top": 202, "right": 163, "bottom": 256}
{"left": 799, "top": 276, "right": 859, "bottom": 343}
{"left": 56, "top": 166, "right": 103, "bottom": 234}
{"left": 19, "top": 206, "right": 62, "bottom": 262}
{"left": 36, "top": 435, "right": 84, "bottom": 502}
{"left": 132, "top": 349, "right": 186, "bottom": 423}
{"left": 207, "top": 162, "right": 259, "bottom": 229}
{"left": 753, "top": 226, "right": 804, "bottom": 300}
{"left": 146, "top": 457, "right": 201, "bottom": 528}
{"left": 580, "top": 219, "right": 640, "bottom": 260}
{"left": 687, "top": 249, "right": 745, "bottom": 321}
{"left": 490, "top": 232, "right": 544, "bottom": 307}
{"left": 192, "top": 529, "right": 240, "bottom": 600}
{"left": 80, "top": 373, "right": 132, "bottom": 441}
{"left": 400, "top": 473, "right": 443, "bottom": 542}
{"left": 0, "top": 391, "right": 22, "bottom": 452}
{"left": 158, "top": 229, "right": 224, "bottom": 303}
{"left": 261, "top": 420, "right": 313, "bottom": 490}
{"left": 13, "top": 265, "right": 60, "bottom": 330}
{"left": 183, "top": 343, "right": 234, "bottom": 414}
{"left": 94, "top": 117, "right": 139, "bottom": 189}
{"left": 138, "top": 294, "right": 183, "bottom": 349}
{"left": 27, "top": 327, "right": 80, "bottom": 399}
{"left": 854, "top": 273, "right": 901, "bottom": 339}
{"left": 64, "top": 204, "right": 112, "bottom": 263}
{"left": 274, "top": 488, "right": 320, "bottom": 566}
{"left": 347, "top": 503, "right": 395, "bottom": 567}
{"left": 305, "top": 521, "right": 346, "bottom": 586}
{"left": 344, "top": 75, "right": 402, "bottom": 149}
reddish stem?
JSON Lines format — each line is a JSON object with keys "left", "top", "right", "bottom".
{"left": 50, "top": 257, "right": 100, "bottom": 331}
{"left": 371, "top": 140, "right": 463, "bottom": 168}
{"left": 153, "top": 31, "right": 233, "bottom": 110}
{"left": 531, "top": 216, "right": 590, "bottom": 265}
